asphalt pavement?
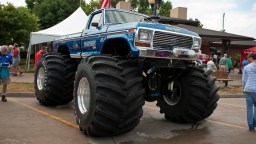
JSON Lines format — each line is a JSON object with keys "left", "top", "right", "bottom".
{"left": 1, "top": 98, "right": 255, "bottom": 144}
{"left": 1, "top": 69, "right": 250, "bottom": 144}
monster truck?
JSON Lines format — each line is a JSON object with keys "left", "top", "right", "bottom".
{"left": 34, "top": 8, "right": 219, "bottom": 137}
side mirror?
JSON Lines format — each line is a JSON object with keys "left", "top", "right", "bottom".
{"left": 91, "top": 22, "right": 99, "bottom": 28}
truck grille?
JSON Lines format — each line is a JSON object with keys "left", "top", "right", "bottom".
{"left": 153, "top": 31, "right": 193, "bottom": 50}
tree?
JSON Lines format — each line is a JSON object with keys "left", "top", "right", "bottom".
{"left": 159, "top": 1, "right": 172, "bottom": 17}
{"left": 111, "top": 0, "right": 122, "bottom": 8}
{"left": 137, "top": 0, "right": 151, "bottom": 14}
{"left": 31, "top": 0, "right": 82, "bottom": 29}
{"left": 129, "top": 0, "right": 151, "bottom": 14}
{"left": 82, "top": 0, "right": 100, "bottom": 15}
{"left": 189, "top": 18, "right": 204, "bottom": 28}
{"left": 0, "top": 3, "right": 39, "bottom": 45}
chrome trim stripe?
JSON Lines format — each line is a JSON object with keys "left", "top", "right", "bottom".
{"left": 70, "top": 54, "right": 81, "bottom": 58}
{"left": 55, "top": 33, "right": 100, "bottom": 42}
{"left": 105, "top": 30, "right": 129, "bottom": 36}
{"left": 139, "top": 49, "right": 196, "bottom": 60}
{"left": 55, "top": 30, "right": 129, "bottom": 43}
{"left": 81, "top": 53, "right": 91, "bottom": 58}
{"left": 55, "top": 36, "right": 82, "bottom": 42}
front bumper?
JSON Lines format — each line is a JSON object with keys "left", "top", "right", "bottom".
{"left": 139, "top": 47, "right": 196, "bottom": 61}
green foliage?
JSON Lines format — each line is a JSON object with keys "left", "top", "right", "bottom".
{"left": 130, "top": 0, "right": 138, "bottom": 11}
{"left": 0, "top": 3, "right": 39, "bottom": 45}
{"left": 189, "top": 18, "right": 204, "bottom": 28}
{"left": 130, "top": 0, "right": 149, "bottom": 13}
{"left": 20, "top": 50, "right": 28, "bottom": 59}
{"left": 138, "top": 0, "right": 151, "bottom": 14}
{"left": 25, "top": 0, "right": 44, "bottom": 10}
{"left": 130, "top": 0, "right": 172, "bottom": 16}
{"left": 111, "top": 0, "right": 122, "bottom": 8}
{"left": 82, "top": 0, "right": 100, "bottom": 15}
{"left": 25, "top": 0, "right": 35, "bottom": 10}
{"left": 31, "top": 0, "right": 82, "bottom": 29}
{"left": 159, "top": 1, "right": 172, "bottom": 17}
{"left": 230, "top": 53, "right": 240, "bottom": 68}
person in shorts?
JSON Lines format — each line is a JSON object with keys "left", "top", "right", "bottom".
{"left": 218, "top": 54, "right": 228, "bottom": 72}
{"left": 12, "top": 43, "right": 22, "bottom": 76}
{"left": 0, "top": 45, "right": 13, "bottom": 102}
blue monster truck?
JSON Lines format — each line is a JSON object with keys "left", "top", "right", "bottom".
{"left": 34, "top": 8, "right": 219, "bottom": 137}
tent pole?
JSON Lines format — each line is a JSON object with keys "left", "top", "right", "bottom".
{"left": 25, "top": 43, "right": 31, "bottom": 72}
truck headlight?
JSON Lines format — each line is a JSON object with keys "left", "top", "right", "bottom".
{"left": 138, "top": 29, "right": 153, "bottom": 42}
{"left": 193, "top": 37, "right": 202, "bottom": 49}
{"left": 135, "top": 29, "right": 153, "bottom": 47}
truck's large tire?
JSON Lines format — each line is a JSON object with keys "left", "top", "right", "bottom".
{"left": 156, "top": 66, "right": 219, "bottom": 123}
{"left": 74, "top": 55, "right": 145, "bottom": 137}
{"left": 34, "top": 53, "right": 77, "bottom": 106}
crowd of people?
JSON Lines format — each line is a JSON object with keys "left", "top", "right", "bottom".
{"left": 204, "top": 53, "right": 233, "bottom": 74}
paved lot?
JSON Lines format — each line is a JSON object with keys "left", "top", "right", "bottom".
{"left": 0, "top": 97, "right": 255, "bottom": 144}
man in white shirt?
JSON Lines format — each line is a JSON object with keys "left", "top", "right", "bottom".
{"left": 207, "top": 57, "right": 217, "bottom": 72}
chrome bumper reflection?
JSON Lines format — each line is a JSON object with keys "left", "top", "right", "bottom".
{"left": 139, "top": 48, "right": 196, "bottom": 60}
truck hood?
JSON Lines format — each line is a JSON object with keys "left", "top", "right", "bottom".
{"left": 106, "top": 22, "right": 199, "bottom": 37}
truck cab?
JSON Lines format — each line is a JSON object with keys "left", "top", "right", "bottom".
{"left": 54, "top": 8, "right": 201, "bottom": 61}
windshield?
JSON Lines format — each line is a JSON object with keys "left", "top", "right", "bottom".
{"left": 105, "top": 10, "right": 147, "bottom": 24}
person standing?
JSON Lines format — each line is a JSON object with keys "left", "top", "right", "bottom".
{"left": 202, "top": 55, "right": 209, "bottom": 65}
{"left": 227, "top": 55, "right": 233, "bottom": 73}
{"left": 207, "top": 57, "right": 217, "bottom": 72}
{"left": 218, "top": 54, "right": 228, "bottom": 72}
{"left": 213, "top": 53, "right": 218, "bottom": 64}
{"left": 8, "top": 45, "right": 14, "bottom": 55}
{"left": 12, "top": 43, "right": 22, "bottom": 76}
{"left": 34, "top": 46, "right": 47, "bottom": 69}
{"left": 242, "top": 52, "right": 256, "bottom": 132}
{"left": 0, "top": 45, "right": 13, "bottom": 102}
{"left": 8, "top": 45, "right": 14, "bottom": 74}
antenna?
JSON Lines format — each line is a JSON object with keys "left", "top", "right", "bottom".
{"left": 221, "top": 12, "right": 225, "bottom": 32}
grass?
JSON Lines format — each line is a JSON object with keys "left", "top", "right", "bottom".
{"left": 6, "top": 82, "right": 34, "bottom": 92}
{"left": 20, "top": 64, "right": 35, "bottom": 73}
{"left": 4, "top": 82, "right": 243, "bottom": 94}
{"left": 218, "top": 85, "right": 243, "bottom": 95}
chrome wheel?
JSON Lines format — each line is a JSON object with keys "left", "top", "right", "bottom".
{"left": 37, "top": 67, "right": 45, "bottom": 90}
{"left": 77, "top": 77, "right": 90, "bottom": 114}
{"left": 163, "top": 81, "right": 181, "bottom": 106}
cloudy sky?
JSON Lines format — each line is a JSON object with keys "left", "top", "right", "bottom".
{"left": 1, "top": 0, "right": 256, "bottom": 39}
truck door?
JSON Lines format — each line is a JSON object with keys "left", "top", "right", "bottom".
{"left": 81, "top": 10, "right": 106, "bottom": 57}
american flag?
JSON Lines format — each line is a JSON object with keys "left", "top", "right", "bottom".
{"left": 99, "top": 0, "right": 112, "bottom": 9}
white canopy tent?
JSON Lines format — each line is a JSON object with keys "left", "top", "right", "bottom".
{"left": 30, "top": 7, "right": 88, "bottom": 45}
{"left": 26, "top": 7, "right": 88, "bottom": 71}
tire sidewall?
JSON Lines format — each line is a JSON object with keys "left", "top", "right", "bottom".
{"left": 74, "top": 62, "right": 96, "bottom": 129}
{"left": 34, "top": 56, "right": 47, "bottom": 100}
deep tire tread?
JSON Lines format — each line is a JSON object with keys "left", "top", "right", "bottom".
{"left": 74, "top": 55, "right": 145, "bottom": 137}
{"left": 157, "top": 66, "right": 219, "bottom": 123}
{"left": 34, "top": 53, "right": 77, "bottom": 106}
